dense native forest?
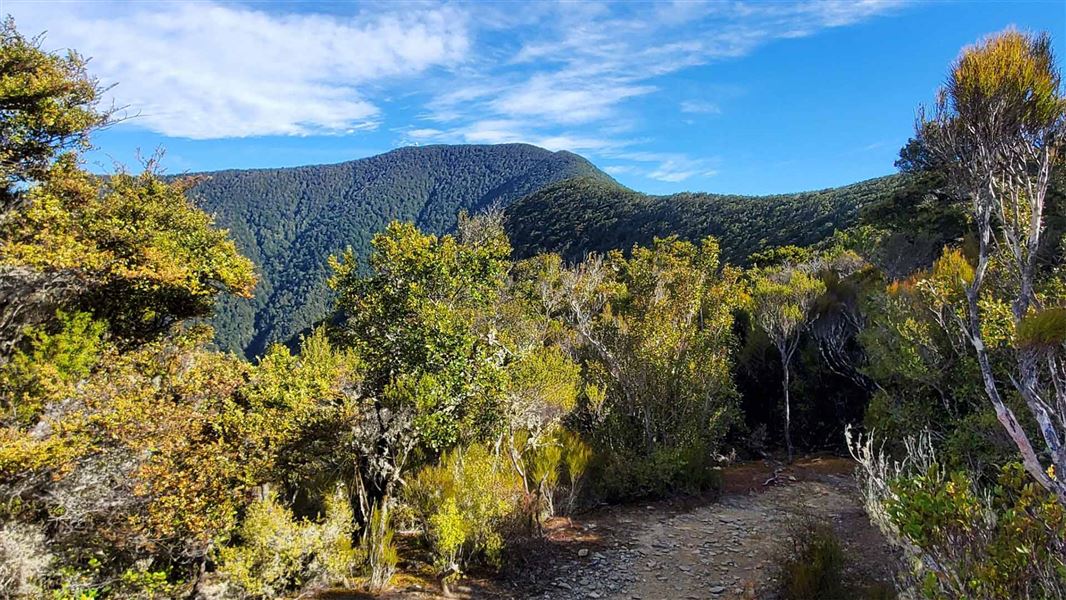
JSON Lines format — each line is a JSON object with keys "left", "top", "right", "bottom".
{"left": 2, "top": 17, "right": 1066, "bottom": 600}
{"left": 191, "top": 144, "right": 902, "bottom": 360}
{"left": 188, "top": 145, "right": 610, "bottom": 358}
{"left": 505, "top": 173, "right": 907, "bottom": 265}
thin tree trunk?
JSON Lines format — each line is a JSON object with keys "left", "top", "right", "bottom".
{"left": 783, "top": 364, "right": 793, "bottom": 463}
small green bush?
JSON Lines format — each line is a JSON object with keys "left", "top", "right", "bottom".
{"left": 559, "top": 429, "right": 593, "bottom": 514}
{"left": 885, "top": 463, "right": 1066, "bottom": 599}
{"left": 215, "top": 493, "right": 308, "bottom": 598}
{"left": 777, "top": 520, "right": 847, "bottom": 600}
{"left": 522, "top": 435, "right": 562, "bottom": 522}
{"left": 215, "top": 485, "right": 364, "bottom": 598}
{"left": 592, "top": 440, "right": 722, "bottom": 502}
{"left": 363, "top": 502, "right": 397, "bottom": 592}
{"left": 406, "top": 445, "right": 523, "bottom": 582}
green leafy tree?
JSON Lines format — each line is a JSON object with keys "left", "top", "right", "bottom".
{"left": 0, "top": 21, "right": 254, "bottom": 356}
{"left": 327, "top": 218, "right": 512, "bottom": 520}
{"left": 752, "top": 267, "right": 825, "bottom": 461}
{"left": 544, "top": 236, "right": 742, "bottom": 481}
{"left": 0, "top": 20, "right": 262, "bottom": 597}
{"left": 917, "top": 29, "right": 1066, "bottom": 502}
{"left": 0, "top": 17, "right": 111, "bottom": 204}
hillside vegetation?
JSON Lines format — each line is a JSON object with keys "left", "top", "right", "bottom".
{"left": 505, "top": 174, "right": 907, "bottom": 265}
{"left": 5, "top": 21, "right": 1065, "bottom": 600}
{"left": 195, "top": 149, "right": 906, "bottom": 357}
{"left": 188, "top": 144, "right": 609, "bottom": 357}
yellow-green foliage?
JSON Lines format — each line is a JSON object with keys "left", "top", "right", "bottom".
{"left": 364, "top": 503, "right": 398, "bottom": 591}
{"left": 559, "top": 429, "right": 593, "bottom": 510}
{"left": 559, "top": 428, "right": 592, "bottom": 486}
{"left": 886, "top": 463, "right": 1066, "bottom": 599}
{"left": 0, "top": 310, "right": 104, "bottom": 426}
{"left": 3, "top": 164, "right": 256, "bottom": 341}
{"left": 238, "top": 328, "right": 363, "bottom": 480}
{"left": 0, "top": 17, "right": 108, "bottom": 189}
{"left": 216, "top": 494, "right": 307, "bottom": 598}
{"left": 408, "top": 446, "right": 522, "bottom": 578}
{"left": 751, "top": 267, "right": 826, "bottom": 345}
{"left": 585, "top": 236, "right": 742, "bottom": 454}
{"left": 315, "top": 488, "right": 364, "bottom": 587}
{"left": 328, "top": 220, "right": 511, "bottom": 451}
{"left": 950, "top": 29, "right": 1063, "bottom": 133}
{"left": 216, "top": 486, "right": 363, "bottom": 598}
{"left": 0, "top": 326, "right": 327, "bottom": 594}
{"left": 503, "top": 344, "right": 581, "bottom": 430}
{"left": 524, "top": 438, "right": 562, "bottom": 520}
{"left": 1016, "top": 307, "right": 1066, "bottom": 349}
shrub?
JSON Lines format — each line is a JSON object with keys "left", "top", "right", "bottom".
{"left": 524, "top": 437, "right": 562, "bottom": 523}
{"left": 777, "top": 520, "right": 847, "bottom": 600}
{"left": 215, "top": 485, "right": 364, "bottom": 598}
{"left": 852, "top": 429, "right": 1066, "bottom": 599}
{"left": 214, "top": 494, "right": 309, "bottom": 598}
{"left": 592, "top": 440, "right": 722, "bottom": 502}
{"left": 363, "top": 503, "right": 397, "bottom": 592}
{"left": 885, "top": 463, "right": 1066, "bottom": 599}
{"left": 559, "top": 429, "right": 593, "bottom": 514}
{"left": 406, "top": 445, "right": 523, "bottom": 583}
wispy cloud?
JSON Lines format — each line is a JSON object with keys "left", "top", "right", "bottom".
{"left": 7, "top": 0, "right": 908, "bottom": 182}
{"left": 414, "top": 0, "right": 906, "bottom": 180}
{"left": 610, "top": 151, "right": 720, "bottom": 184}
{"left": 7, "top": 1, "right": 468, "bottom": 139}
{"left": 680, "top": 100, "right": 722, "bottom": 115}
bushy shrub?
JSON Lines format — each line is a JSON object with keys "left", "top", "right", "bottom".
{"left": 885, "top": 463, "right": 1066, "bottom": 599}
{"left": 215, "top": 494, "right": 310, "bottom": 598}
{"left": 215, "top": 485, "right": 363, "bottom": 598}
{"left": 777, "top": 520, "right": 847, "bottom": 600}
{"left": 592, "top": 440, "right": 722, "bottom": 502}
{"left": 524, "top": 439, "right": 562, "bottom": 523}
{"left": 853, "top": 430, "right": 1066, "bottom": 599}
{"left": 405, "top": 445, "right": 523, "bottom": 582}
{"left": 559, "top": 429, "right": 593, "bottom": 514}
{"left": 363, "top": 503, "right": 397, "bottom": 592}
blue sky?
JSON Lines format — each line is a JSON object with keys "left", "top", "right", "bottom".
{"left": 4, "top": 0, "right": 1063, "bottom": 195}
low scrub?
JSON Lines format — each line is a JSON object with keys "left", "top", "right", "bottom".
{"left": 591, "top": 441, "right": 723, "bottom": 503}
{"left": 775, "top": 518, "right": 896, "bottom": 600}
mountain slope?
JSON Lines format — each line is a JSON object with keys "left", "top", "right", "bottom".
{"left": 189, "top": 144, "right": 610, "bottom": 357}
{"left": 504, "top": 174, "right": 907, "bottom": 265}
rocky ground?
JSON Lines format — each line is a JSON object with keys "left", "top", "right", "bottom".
{"left": 323, "top": 456, "right": 900, "bottom": 600}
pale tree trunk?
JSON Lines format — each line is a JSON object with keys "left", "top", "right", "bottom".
{"left": 783, "top": 364, "right": 793, "bottom": 463}
{"left": 963, "top": 214, "right": 1066, "bottom": 504}
{"left": 775, "top": 339, "right": 797, "bottom": 463}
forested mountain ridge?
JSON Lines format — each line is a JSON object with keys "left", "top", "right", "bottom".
{"left": 188, "top": 143, "right": 610, "bottom": 357}
{"left": 192, "top": 143, "right": 906, "bottom": 358}
{"left": 504, "top": 173, "right": 908, "bottom": 265}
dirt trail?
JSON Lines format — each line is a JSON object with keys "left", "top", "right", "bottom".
{"left": 350, "top": 456, "right": 899, "bottom": 600}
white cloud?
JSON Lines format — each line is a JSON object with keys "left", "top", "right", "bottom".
{"left": 397, "top": 120, "right": 618, "bottom": 153}
{"left": 406, "top": 128, "right": 446, "bottom": 140}
{"left": 7, "top": 1, "right": 468, "bottom": 139}
{"left": 6, "top": 0, "right": 909, "bottom": 183}
{"left": 610, "top": 151, "right": 719, "bottom": 183}
{"left": 491, "top": 76, "right": 655, "bottom": 125}
{"left": 419, "top": 0, "right": 906, "bottom": 177}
